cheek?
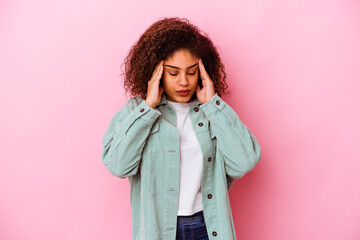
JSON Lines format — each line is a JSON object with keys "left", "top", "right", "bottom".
{"left": 161, "top": 76, "right": 173, "bottom": 90}
{"left": 190, "top": 75, "right": 199, "bottom": 86}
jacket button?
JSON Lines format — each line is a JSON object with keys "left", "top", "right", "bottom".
{"left": 194, "top": 107, "right": 199, "bottom": 112}
{"left": 212, "top": 231, "right": 217, "bottom": 236}
{"left": 216, "top": 100, "right": 220, "bottom": 105}
{"left": 207, "top": 194, "right": 212, "bottom": 199}
{"left": 198, "top": 122, "right": 203, "bottom": 127}
{"left": 140, "top": 108, "right": 145, "bottom": 112}
{"left": 208, "top": 157, "right": 212, "bottom": 162}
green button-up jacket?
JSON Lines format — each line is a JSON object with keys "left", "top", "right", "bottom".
{"left": 101, "top": 93, "right": 261, "bottom": 240}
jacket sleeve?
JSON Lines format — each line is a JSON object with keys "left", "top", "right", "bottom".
{"left": 200, "top": 94, "right": 261, "bottom": 181}
{"left": 101, "top": 97, "right": 161, "bottom": 178}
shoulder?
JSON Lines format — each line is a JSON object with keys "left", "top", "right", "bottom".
{"left": 126, "top": 96, "right": 145, "bottom": 110}
{"left": 113, "top": 96, "right": 145, "bottom": 116}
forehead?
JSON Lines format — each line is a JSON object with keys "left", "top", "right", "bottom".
{"left": 165, "top": 49, "right": 199, "bottom": 67}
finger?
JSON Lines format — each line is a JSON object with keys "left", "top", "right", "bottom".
{"left": 150, "top": 61, "right": 163, "bottom": 83}
{"left": 154, "top": 64, "right": 163, "bottom": 83}
{"left": 200, "top": 61, "right": 214, "bottom": 89}
{"left": 151, "top": 62, "right": 161, "bottom": 79}
{"left": 156, "top": 61, "right": 164, "bottom": 77}
{"left": 200, "top": 66, "right": 207, "bottom": 87}
{"left": 199, "top": 59, "right": 209, "bottom": 79}
{"left": 199, "top": 59, "right": 211, "bottom": 83}
{"left": 199, "top": 59, "right": 207, "bottom": 82}
{"left": 158, "top": 60, "right": 164, "bottom": 70}
{"left": 152, "top": 60, "right": 163, "bottom": 75}
{"left": 157, "top": 60, "right": 163, "bottom": 71}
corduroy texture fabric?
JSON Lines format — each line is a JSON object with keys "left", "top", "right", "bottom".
{"left": 101, "top": 93, "right": 261, "bottom": 240}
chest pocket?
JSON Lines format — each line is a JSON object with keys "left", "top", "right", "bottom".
{"left": 194, "top": 119, "right": 216, "bottom": 140}
{"left": 193, "top": 119, "right": 211, "bottom": 134}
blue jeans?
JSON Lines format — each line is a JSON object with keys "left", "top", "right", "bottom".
{"left": 176, "top": 210, "right": 209, "bottom": 240}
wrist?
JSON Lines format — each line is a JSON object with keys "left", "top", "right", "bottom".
{"left": 202, "top": 93, "right": 216, "bottom": 104}
{"left": 145, "top": 100, "right": 156, "bottom": 109}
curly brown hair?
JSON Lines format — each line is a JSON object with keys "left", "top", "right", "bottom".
{"left": 121, "top": 17, "right": 228, "bottom": 99}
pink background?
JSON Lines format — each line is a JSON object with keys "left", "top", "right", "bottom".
{"left": 1, "top": 0, "right": 359, "bottom": 239}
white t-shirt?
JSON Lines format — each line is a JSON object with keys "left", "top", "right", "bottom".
{"left": 167, "top": 99, "right": 204, "bottom": 216}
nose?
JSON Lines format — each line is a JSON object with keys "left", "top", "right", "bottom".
{"left": 179, "top": 73, "right": 189, "bottom": 86}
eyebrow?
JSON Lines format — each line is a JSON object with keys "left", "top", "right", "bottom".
{"left": 164, "top": 63, "right": 198, "bottom": 70}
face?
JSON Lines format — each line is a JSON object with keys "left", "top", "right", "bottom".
{"left": 162, "top": 49, "right": 199, "bottom": 103}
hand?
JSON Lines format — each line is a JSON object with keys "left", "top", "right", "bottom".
{"left": 145, "top": 61, "right": 164, "bottom": 108}
{"left": 196, "top": 59, "right": 215, "bottom": 104}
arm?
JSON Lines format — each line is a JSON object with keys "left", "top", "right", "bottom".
{"left": 200, "top": 94, "right": 262, "bottom": 181}
{"left": 101, "top": 98, "right": 161, "bottom": 178}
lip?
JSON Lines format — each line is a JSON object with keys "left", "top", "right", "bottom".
{"left": 176, "top": 90, "right": 190, "bottom": 96}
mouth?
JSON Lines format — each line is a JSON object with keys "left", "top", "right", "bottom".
{"left": 176, "top": 90, "right": 190, "bottom": 96}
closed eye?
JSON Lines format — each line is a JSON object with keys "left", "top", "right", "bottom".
{"left": 169, "top": 72, "right": 196, "bottom": 76}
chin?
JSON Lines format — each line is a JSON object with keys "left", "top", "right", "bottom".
{"left": 174, "top": 97, "right": 190, "bottom": 103}
{"left": 166, "top": 92, "right": 196, "bottom": 103}
{"left": 180, "top": 93, "right": 197, "bottom": 103}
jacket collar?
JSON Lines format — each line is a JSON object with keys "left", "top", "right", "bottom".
{"left": 156, "top": 92, "right": 202, "bottom": 107}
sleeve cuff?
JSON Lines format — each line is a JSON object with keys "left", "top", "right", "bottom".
{"left": 200, "top": 93, "right": 226, "bottom": 118}
{"left": 134, "top": 100, "right": 161, "bottom": 124}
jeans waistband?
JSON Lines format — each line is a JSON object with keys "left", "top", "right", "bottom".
{"left": 177, "top": 210, "right": 204, "bottom": 219}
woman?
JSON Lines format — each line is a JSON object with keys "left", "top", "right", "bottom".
{"left": 101, "top": 17, "right": 261, "bottom": 240}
